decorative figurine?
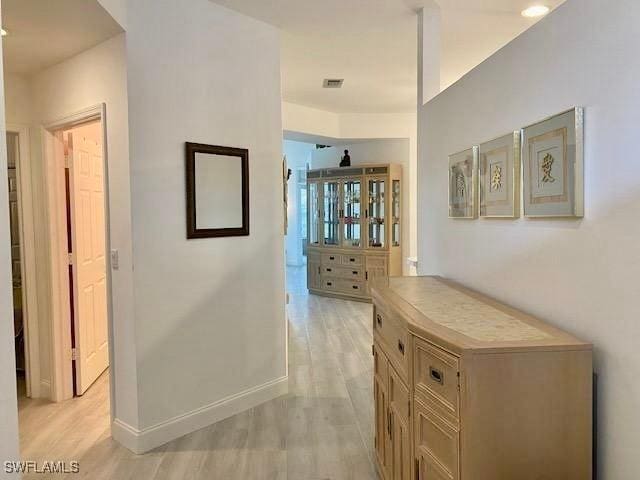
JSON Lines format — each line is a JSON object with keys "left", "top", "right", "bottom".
{"left": 339, "top": 149, "right": 351, "bottom": 167}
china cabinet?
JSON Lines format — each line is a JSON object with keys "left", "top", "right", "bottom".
{"left": 372, "top": 276, "right": 593, "bottom": 480}
{"left": 306, "top": 164, "right": 402, "bottom": 301}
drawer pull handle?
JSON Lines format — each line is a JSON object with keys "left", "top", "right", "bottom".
{"left": 329, "top": 256, "right": 335, "bottom": 260}
{"left": 352, "top": 285, "right": 359, "bottom": 290}
{"left": 376, "top": 314, "right": 382, "bottom": 327}
{"left": 353, "top": 271, "right": 358, "bottom": 275}
{"left": 429, "top": 367, "right": 444, "bottom": 385}
{"left": 349, "top": 258, "right": 356, "bottom": 262}
{"left": 326, "top": 268, "right": 332, "bottom": 272}
{"left": 327, "top": 282, "right": 333, "bottom": 286}
{"left": 397, "top": 340, "right": 405, "bottom": 356}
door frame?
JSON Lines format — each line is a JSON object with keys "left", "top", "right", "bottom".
{"left": 7, "top": 123, "right": 40, "bottom": 398}
{"left": 42, "top": 104, "right": 113, "bottom": 402}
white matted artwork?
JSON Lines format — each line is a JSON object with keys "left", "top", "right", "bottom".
{"left": 479, "top": 131, "right": 521, "bottom": 218}
{"left": 448, "top": 147, "right": 478, "bottom": 219}
{"left": 522, "top": 108, "right": 584, "bottom": 217}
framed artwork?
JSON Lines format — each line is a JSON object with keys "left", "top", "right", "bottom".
{"left": 479, "top": 131, "right": 521, "bottom": 218}
{"left": 185, "top": 142, "right": 249, "bottom": 238}
{"left": 448, "top": 147, "right": 478, "bottom": 219}
{"left": 522, "top": 108, "right": 584, "bottom": 218}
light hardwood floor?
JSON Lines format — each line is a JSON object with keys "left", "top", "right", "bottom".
{"left": 17, "top": 266, "right": 377, "bottom": 479}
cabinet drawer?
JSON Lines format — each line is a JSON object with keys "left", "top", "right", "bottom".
{"left": 414, "top": 338, "right": 459, "bottom": 423}
{"left": 389, "top": 365, "right": 409, "bottom": 423}
{"left": 335, "top": 279, "right": 365, "bottom": 295}
{"left": 366, "top": 256, "right": 387, "bottom": 268}
{"left": 321, "top": 265, "right": 364, "bottom": 281}
{"left": 415, "top": 399, "right": 459, "bottom": 480}
{"left": 322, "top": 278, "right": 338, "bottom": 290}
{"left": 374, "top": 306, "right": 409, "bottom": 381}
{"left": 341, "top": 254, "right": 363, "bottom": 266}
{"left": 321, "top": 253, "right": 341, "bottom": 265}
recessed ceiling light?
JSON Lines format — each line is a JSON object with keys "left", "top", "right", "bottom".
{"left": 1, "top": 29, "right": 8, "bottom": 37}
{"left": 521, "top": 5, "right": 550, "bottom": 18}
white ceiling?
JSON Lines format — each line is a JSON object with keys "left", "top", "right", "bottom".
{"left": 1, "top": 0, "right": 122, "bottom": 75}
{"left": 210, "top": 0, "right": 565, "bottom": 113}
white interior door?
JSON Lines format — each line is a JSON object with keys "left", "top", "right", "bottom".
{"left": 68, "top": 121, "right": 108, "bottom": 395}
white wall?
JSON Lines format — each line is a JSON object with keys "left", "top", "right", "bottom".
{"left": 4, "top": 73, "right": 32, "bottom": 126}
{"left": 284, "top": 140, "right": 314, "bottom": 266}
{"left": 418, "top": 0, "right": 640, "bottom": 477}
{"left": 0, "top": 1, "right": 20, "bottom": 468}
{"left": 97, "top": 0, "right": 127, "bottom": 29}
{"left": 125, "top": 0, "right": 287, "bottom": 436}
{"left": 312, "top": 139, "right": 412, "bottom": 274}
{"left": 283, "top": 102, "right": 340, "bottom": 140}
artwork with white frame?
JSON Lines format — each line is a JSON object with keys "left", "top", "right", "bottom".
{"left": 448, "top": 147, "right": 478, "bottom": 219}
{"left": 522, "top": 108, "right": 584, "bottom": 217}
{"left": 479, "top": 131, "right": 521, "bottom": 218}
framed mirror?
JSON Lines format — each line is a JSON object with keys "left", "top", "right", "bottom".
{"left": 185, "top": 142, "right": 249, "bottom": 238}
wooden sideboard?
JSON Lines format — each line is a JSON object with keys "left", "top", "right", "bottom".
{"left": 371, "top": 276, "right": 592, "bottom": 480}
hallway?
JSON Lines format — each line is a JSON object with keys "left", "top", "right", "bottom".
{"left": 17, "top": 266, "right": 376, "bottom": 479}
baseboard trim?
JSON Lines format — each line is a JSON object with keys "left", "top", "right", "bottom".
{"left": 111, "top": 375, "right": 288, "bottom": 454}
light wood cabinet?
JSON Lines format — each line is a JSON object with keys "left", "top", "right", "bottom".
{"left": 373, "top": 344, "right": 390, "bottom": 477}
{"left": 372, "top": 276, "right": 593, "bottom": 480}
{"left": 307, "top": 164, "right": 402, "bottom": 301}
{"left": 374, "top": 341, "right": 410, "bottom": 480}
{"left": 389, "top": 367, "right": 411, "bottom": 480}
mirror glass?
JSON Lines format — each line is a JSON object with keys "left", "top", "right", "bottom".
{"left": 194, "top": 153, "right": 243, "bottom": 229}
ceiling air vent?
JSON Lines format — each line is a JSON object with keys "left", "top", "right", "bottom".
{"left": 323, "top": 79, "right": 344, "bottom": 89}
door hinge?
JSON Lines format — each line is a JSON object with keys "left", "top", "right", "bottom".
{"left": 372, "top": 344, "right": 375, "bottom": 356}
{"left": 408, "top": 400, "right": 411, "bottom": 417}
{"left": 415, "top": 458, "right": 419, "bottom": 480}
{"left": 64, "top": 153, "right": 71, "bottom": 169}
{"left": 365, "top": 271, "right": 369, "bottom": 280}
{"left": 67, "top": 252, "right": 74, "bottom": 265}
{"left": 71, "top": 348, "right": 78, "bottom": 361}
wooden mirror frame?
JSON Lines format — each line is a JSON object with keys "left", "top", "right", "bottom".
{"left": 185, "top": 142, "right": 249, "bottom": 238}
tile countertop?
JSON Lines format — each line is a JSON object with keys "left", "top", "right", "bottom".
{"left": 371, "top": 276, "right": 591, "bottom": 354}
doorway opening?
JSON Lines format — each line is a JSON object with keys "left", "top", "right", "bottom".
{"left": 44, "top": 112, "right": 111, "bottom": 400}
{"left": 13, "top": 108, "right": 114, "bottom": 462}
{"left": 7, "top": 131, "right": 26, "bottom": 391}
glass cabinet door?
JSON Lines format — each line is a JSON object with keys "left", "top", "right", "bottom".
{"left": 392, "top": 180, "right": 400, "bottom": 247}
{"left": 368, "top": 178, "right": 385, "bottom": 248}
{"left": 341, "top": 180, "right": 362, "bottom": 248}
{"left": 308, "top": 182, "right": 320, "bottom": 246}
{"left": 323, "top": 181, "right": 340, "bottom": 246}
